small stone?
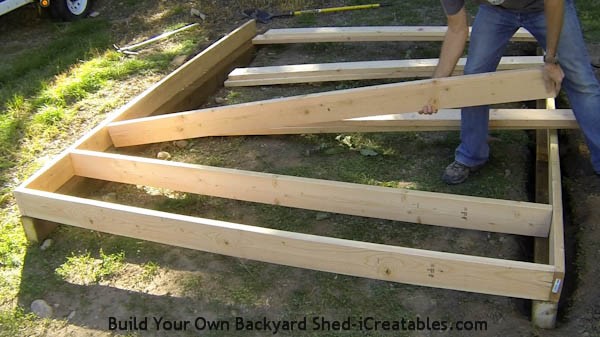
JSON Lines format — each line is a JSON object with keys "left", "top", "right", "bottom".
{"left": 157, "top": 151, "right": 171, "bottom": 160}
{"left": 214, "top": 97, "right": 226, "bottom": 104}
{"left": 31, "top": 300, "right": 53, "bottom": 318}
{"left": 88, "top": 11, "right": 100, "bottom": 18}
{"left": 102, "top": 192, "right": 117, "bottom": 203}
{"left": 499, "top": 236, "right": 505, "bottom": 243}
{"left": 174, "top": 140, "right": 189, "bottom": 149}
{"left": 316, "top": 212, "right": 331, "bottom": 221}
{"left": 170, "top": 55, "right": 187, "bottom": 67}
{"left": 191, "top": 8, "right": 207, "bottom": 20}
{"left": 40, "top": 239, "right": 53, "bottom": 251}
{"left": 360, "top": 148, "right": 378, "bottom": 156}
{"left": 504, "top": 169, "right": 511, "bottom": 177}
{"left": 67, "top": 311, "right": 76, "bottom": 320}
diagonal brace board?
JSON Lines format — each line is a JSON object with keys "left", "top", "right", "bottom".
{"left": 107, "top": 68, "right": 555, "bottom": 147}
{"left": 69, "top": 149, "right": 552, "bottom": 237}
{"left": 13, "top": 187, "right": 557, "bottom": 301}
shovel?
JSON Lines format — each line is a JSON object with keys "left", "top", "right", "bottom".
{"left": 243, "top": 4, "right": 389, "bottom": 24}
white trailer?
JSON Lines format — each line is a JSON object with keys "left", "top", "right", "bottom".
{"left": 0, "top": 0, "right": 92, "bottom": 20}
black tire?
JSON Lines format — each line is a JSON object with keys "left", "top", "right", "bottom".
{"left": 49, "top": 0, "right": 93, "bottom": 21}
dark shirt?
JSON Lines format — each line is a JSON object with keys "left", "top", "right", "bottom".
{"left": 441, "top": 0, "right": 544, "bottom": 15}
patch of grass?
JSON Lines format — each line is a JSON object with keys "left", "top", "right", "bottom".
{"left": 55, "top": 249, "right": 125, "bottom": 285}
{"left": 141, "top": 261, "right": 160, "bottom": 282}
{"left": 0, "top": 308, "right": 37, "bottom": 337}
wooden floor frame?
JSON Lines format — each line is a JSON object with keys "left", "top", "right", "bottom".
{"left": 14, "top": 20, "right": 566, "bottom": 322}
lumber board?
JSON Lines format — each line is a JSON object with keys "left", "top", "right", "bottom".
{"left": 532, "top": 97, "right": 560, "bottom": 327}
{"left": 211, "top": 109, "right": 577, "bottom": 136}
{"left": 107, "top": 68, "right": 555, "bottom": 147}
{"left": 225, "top": 56, "right": 543, "bottom": 86}
{"left": 69, "top": 149, "right": 552, "bottom": 237}
{"left": 548, "top": 129, "right": 565, "bottom": 302}
{"left": 13, "top": 187, "right": 557, "bottom": 300}
{"left": 252, "top": 26, "right": 535, "bottom": 44}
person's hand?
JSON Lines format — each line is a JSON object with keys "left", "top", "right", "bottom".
{"left": 543, "top": 63, "right": 564, "bottom": 95}
{"left": 419, "top": 98, "right": 439, "bottom": 115}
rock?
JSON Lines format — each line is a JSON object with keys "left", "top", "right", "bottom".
{"left": 157, "top": 151, "right": 171, "bottom": 160}
{"left": 170, "top": 55, "right": 187, "bottom": 67}
{"left": 174, "top": 140, "right": 189, "bottom": 149}
{"left": 31, "top": 300, "right": 53, "bottom": 318}
{"left": 214, "top": 97, "right": 226, "bottom": 104}
{"left": 88, "top": 11, "right": 100, "bottom": 18}
{"left": 67, "top": 311, "right": 76, "bottom": 320}
{"left": 191, "top": 8, "right": 207, "bottom": 20}
{"left": 316, "top": 212, "right": 331, "bottom": 221}
{"left": 360, "top": 148, "right": 378, "bottom": 156}
{"left": 504, "top": 169, "right": 511, "bottom": 177}
{"left": 40, "top": 239, "right": 53, "bottom": 251}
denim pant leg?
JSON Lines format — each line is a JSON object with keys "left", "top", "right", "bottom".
{"left": 523, "top": 0, "right": 600, "bottom": 172}
{"left": 455, "top": 6, "right": 520, "bottom": 167}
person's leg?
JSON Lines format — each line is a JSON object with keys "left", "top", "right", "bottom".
{"left": 523, "top": 0, "right": 600, "bottom": 172}
{"left": 443, "top": 5, "right": 520, "bottom": 184}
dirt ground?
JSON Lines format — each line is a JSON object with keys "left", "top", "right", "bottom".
{"left": 3, "top": 1, "right": 600, "bottom": 337}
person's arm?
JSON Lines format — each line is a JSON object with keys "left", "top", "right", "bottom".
{"left": 543, "top": 0, "right": 565, "bottom": 94}
{"left": 420, "top": 6, "right": 469, "bottom": 114}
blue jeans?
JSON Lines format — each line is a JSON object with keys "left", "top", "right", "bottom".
{"left": 456, "top": 0, "right": 600, "bottom": 172}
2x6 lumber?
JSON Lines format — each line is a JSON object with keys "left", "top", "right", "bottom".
{"left": 225, "top": 56, "right": 543, "bottom": 86}
{"left": 548, "top": 129, "right": 565, "bottom": 302}
{"left": 107, "top": 68, "right": 555, "bottom": 147}
{"left": 13, "top": 187, "right": 556, "bottom": 301}
{"left": 213, "top": 109, "right": 577, "bottom": 136}
{"left": 252, "top": 26, "right": 535, "bottom": 44}
{"left": 69, "top": 149, "right": 551, "bottom": 237}
{"left": 532, "top": 99, "right": 557, "bottom": 328}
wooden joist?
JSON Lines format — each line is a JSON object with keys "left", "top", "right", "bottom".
{"left": 69, "top": 150, "right": 552, "bottom": 237}
{"left": 252, "top": 26, "right": 535, "bottom": 44}
{"left": 13, "top": 187, "right": 557, "bottom": 301}
{"left": 225, "top": 56, "right": 543, "bottom": 86}
{"left": 548, "top": 129, "right": 565, "bottom": 302}
{"left": 213, "top": 109, "right": 577, "bottom": 136}
{"left": 107, "top": 68, "right": 555, "bottom": 147}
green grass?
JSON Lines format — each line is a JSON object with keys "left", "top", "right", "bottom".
{"left": 55, "top": 249, "right": 125, "bottom": 285}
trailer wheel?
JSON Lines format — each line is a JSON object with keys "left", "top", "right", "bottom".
{"left": 50, "top": 0, "right": 93, "bottom": 21}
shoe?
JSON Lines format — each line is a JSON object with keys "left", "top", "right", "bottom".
{"left": 442, "top": 161, "right": 484, "bottom": 185}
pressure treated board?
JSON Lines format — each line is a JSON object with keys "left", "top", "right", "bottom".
{"left": 69, "top": 150, "right": 552, "bottom": 237}
{"left": 210, "top": 109, "right": 577, "bottom": 136}
{"left": 252, "top": 26, "right": 535, "bottom": 44}
{"left": 107, "top": 68, "right": 555, "bottom": 147}
{"left": 548, "top": 130, "right": 565, "bottom": 302}
{"left": 225, "top": 56, "right": 543, "bottom": 86}
{"left": 13, "top": 188, "right": 557, "bottom": 301}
